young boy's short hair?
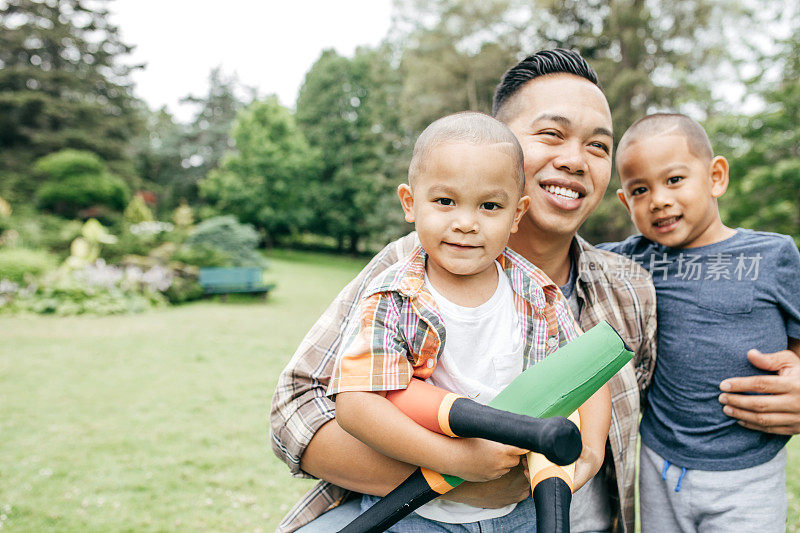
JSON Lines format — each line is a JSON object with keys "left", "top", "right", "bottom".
{"left": 617, "top": 113, "right": 713, "bottom": 163}
{"left": 408, "top": 111, "right": 525, "bottom": 193}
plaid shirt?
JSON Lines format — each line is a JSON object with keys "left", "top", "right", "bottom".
{"left": 269, "top": 233, "right": 656, "bottom": 533}
{"left": 327, "top": 245, "right": 581, "bottom": 396}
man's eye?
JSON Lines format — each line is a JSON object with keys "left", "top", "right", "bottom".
{"left": 482, "top": 202, "right": 501, "bottom": 210}
{"left": 590, "top": 141, "right": 610, "bottom": 154}
{"left": 667, "top": 176, "right": 683, "bottom": 185}
{"left": 630, "top": 187, "right": 647, "bottom": 196}
{"left": 435, "top": 198, "right": 454, "bottom": 206}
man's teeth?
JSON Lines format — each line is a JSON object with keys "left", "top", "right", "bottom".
{"left": 543, "top": 185, "right": 580, "bottom": 200}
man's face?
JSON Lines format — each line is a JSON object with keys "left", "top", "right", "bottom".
{"left": 504, "top": 74, "right": 613, "bottom": 239}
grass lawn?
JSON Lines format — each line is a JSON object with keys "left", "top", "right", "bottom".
{"left": 1, "top": 248, "right": 798, "bottom": 531}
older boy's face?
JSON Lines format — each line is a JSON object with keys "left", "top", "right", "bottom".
{"left": 398, "top": 142, "right": 529, "bottom": 281}
{"left": 504, "top": 74, "right": 613, "bottom": 239}
{"left": 616, "top": 134, "right": 725, "bottom": 249}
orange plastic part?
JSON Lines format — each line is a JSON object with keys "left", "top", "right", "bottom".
{"left": 386, "top": 379, "right": 463, "bottom": 437}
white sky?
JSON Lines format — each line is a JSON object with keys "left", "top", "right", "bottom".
{"left": 109, "top": 0, "right": 394, "bottom": 121}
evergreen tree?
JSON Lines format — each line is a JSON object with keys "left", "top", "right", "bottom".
{"left": 0, "top": 0, "right": 143, "bottom": 202}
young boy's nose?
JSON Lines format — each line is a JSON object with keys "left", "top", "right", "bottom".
{"left": 450, "top": 210, "right": 479, "bottom": 233}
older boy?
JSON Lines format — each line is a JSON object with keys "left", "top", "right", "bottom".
{"left": 329, "top": 111, "right": 611, "bottom": 531}
{"left": 602, "top": 113, "right": 800, "bottom": 531}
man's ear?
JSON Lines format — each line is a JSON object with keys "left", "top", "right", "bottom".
{"left": 709, "top": 156, "right": 730, "bottom": 198}
{"left": 616, "top": 189, "right": 631, "bottom": 213}
{"left": 397, "top": 183, "right": 415, "bottom": 223}
{"left": 510, "top": 195, "right": 531, "bottom": 234}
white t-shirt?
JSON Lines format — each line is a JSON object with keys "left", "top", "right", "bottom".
{"left": 415, "top": 261, "right": 525, "bottom": 524}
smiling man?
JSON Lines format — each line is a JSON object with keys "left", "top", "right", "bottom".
{"left": 270, "top": 49, "right": 800, "bottom": 533}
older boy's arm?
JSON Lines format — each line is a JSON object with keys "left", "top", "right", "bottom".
{"left": 572, "top": 383, "right": 612, "bottom": 491}
{"left": 719, "top": 338, "right": 800, "bottom": 435}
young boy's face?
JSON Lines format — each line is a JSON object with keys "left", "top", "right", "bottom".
{"left": 616, "top": 134, "right": 729, "bottom": 249}
{"left": 398, "top": 142, "right": 530, "bottom": 280}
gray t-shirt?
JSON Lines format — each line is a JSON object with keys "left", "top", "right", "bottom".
{"left": 561, "top": 262, "right": 612, "bottom": 532}
{"left": 599, "top": 229, "right": 800, "bottom": 470}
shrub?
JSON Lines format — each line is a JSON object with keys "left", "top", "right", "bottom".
{"left": 34, "top": 150, "right": 131, "bottom": 219}
{"left": 0, "top": 247, "right": 58, "bottom": 284}
{"left": 184, "top": 215, "right": 267, "bottom": 267}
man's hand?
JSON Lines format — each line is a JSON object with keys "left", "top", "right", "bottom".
{"left": 718, "top": 346, "right": 800, "bottom": 435}
{"left": 444, "top": 464, "right": 530, "bottom": 508}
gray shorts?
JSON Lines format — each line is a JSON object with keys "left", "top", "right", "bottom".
{"left": 639, "top": 442, "right": 787, "bottom": 533}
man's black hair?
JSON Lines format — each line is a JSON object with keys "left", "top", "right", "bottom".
{"left": 492, "top": 48, "right": 601, "bottom": 119}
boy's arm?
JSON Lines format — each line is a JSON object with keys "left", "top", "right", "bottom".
{"left": 335, "top": 391, "right": 528, "bottom": 483}
{"left": 572, "top": 383, "right": 612, "bottom": 491}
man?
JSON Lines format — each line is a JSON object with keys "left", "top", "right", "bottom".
{"left": 270, "top": 49, "right": 800, "bottom": 532}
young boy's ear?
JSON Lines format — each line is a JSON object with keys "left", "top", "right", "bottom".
{"left": 510, "top": 195, "right": 531, "bottom": 234}
{"left": 397, "top": 184, "right": 415, "bottom": 223}
{"left": 709, "top": 156, "right": 730, "bottom": 198}
{"left": 616, "top": 189, "right": 631, "bottom": 213}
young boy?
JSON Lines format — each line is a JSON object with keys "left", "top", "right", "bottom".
{"left": 327, "top": 111, "right": 611, "bottom": 530}
{"left": 602, "top": 113, "right": 800, "bottom": 532}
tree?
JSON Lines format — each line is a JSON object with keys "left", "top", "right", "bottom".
{"left": 710, "top": 9, "right": 800, "bottom": 243}
{"left": 177, "top": 68, "right": 254, "bottom": 204}
{"left": 0, "top": 0, "right": 143, "bottom": 202}
{"left": 200, "top": 97, "right": 319, "bottom": 245}
{"left": 296, "top": 46, "right": 409, "bottom": 252}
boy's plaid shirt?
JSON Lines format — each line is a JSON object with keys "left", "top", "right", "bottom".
{"left": 270, "top": 233, "right": 656, "bottom": 533}
{"left": 327, "top": 245, "right": 581, "bottom": 396}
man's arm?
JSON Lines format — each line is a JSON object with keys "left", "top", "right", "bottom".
{"left": 718, "top": 338, "right": 800, "bottom": 435}
{"left": 572, "top": 384, "right": 611, "bottom": 491}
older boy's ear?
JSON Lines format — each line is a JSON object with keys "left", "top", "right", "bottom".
{"left": 397, "top": 184, "right": 415, "bottom": 223}
{"left": 616, "top": 189, "right": 631, "bottom": 213}
{"left": 510, "top": 195, "right": 531, "bottom": 234}
{"left": 709, "top": 156, "right": 730, "bottom": 198}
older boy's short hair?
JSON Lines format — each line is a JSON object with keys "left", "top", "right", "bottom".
{"left": 409, "top": 111, "right": 525, "bottom": 193}
{"left": 618, "top": 113, "right": 713, "bottom": 163}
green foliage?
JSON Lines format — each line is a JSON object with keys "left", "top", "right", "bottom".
{"left": 200, "top": 99, "right": 319, "bottom": 245}
{"left": 709, "top": 14, "right": 800, "bottom": 243}
{"left": 0, "top": 247, "right": 57, "bottom": 283}
{"left": 34, "top": 150, "right": 131, "bottom": 219}
{"left": 184, "top": 215, "right": 267, "bottom": 267}
{"left": 124, "top": 194, "right": 155, "bottom": 224}
{"left": 0, "top": 0, "right": 144, "bottom": 203}
{"left": 296, "top": 47, "right": 409, "bottom": 252}
{"left": 171, "top": 242, "right": 233, "bottom": 268}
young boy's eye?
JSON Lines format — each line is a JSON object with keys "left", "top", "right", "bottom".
{"left": 630, "top": 186, "right": 647, "bottom": 196}
{"left": 481, "top": 202, "right": 501, "bottom": 211}
{"left": 435, "top": 198, "right": 454, "bottom": 206}
{"left": 667, "top": 176, "right": 683, "bottom": 185}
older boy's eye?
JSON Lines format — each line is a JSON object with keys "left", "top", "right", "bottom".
{"left": 481, "top": 202, "right": 501, "bottom": 210}
{"left": 630, "top": 187, "right": 647, "bottom": 196}
{"left": 435, "top": 198, "right": 454, "bottom": 206}
{"left": 667, "top": 176, "right": 683, "bottom": 185}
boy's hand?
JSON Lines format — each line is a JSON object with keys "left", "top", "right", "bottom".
{"left": 719, "top": 347, "right": 800, "bottom": 435}
{"left": 448, "top": 438, "right": 527, "bottom": 482}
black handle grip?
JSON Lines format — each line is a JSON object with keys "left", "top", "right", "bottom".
{"left": 338, "top": 468, "right": 439, "bottom": 533}
{"left": 533, "top": 475, "right": 572, "bottom": 533}
{"left": 448, "top": 398, "right": 582, "bottom": 465}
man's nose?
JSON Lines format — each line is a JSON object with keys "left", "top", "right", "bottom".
{"left": 553, "top": 140, "right": 588, "bottom": 175}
